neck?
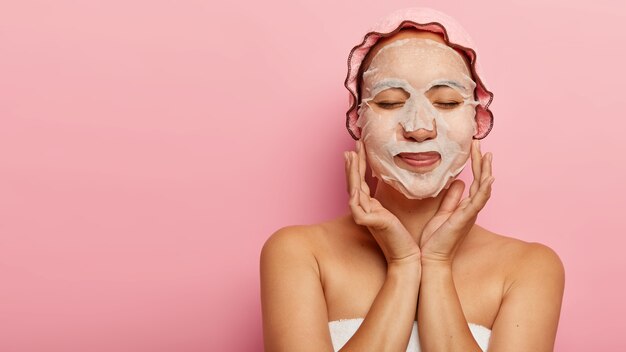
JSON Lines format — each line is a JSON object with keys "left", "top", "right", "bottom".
{"left": 373, "top": 179, "right": 449, "bottom": 244}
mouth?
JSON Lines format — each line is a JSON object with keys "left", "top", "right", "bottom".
{"left": 396, "top": 151, "right": 441, "bottom": 171}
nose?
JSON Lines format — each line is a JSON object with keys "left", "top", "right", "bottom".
{"left": 401, "top": 118, "right": 438, "bottom": 142}
{"left": 400, "top": 98, "right": 438, "bottom": 142}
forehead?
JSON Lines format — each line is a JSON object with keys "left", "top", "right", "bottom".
{"left": 363, "top": 37, "right": 473, "bottom": 93}
{"left": 364, "top": 29, "right": 444, "bottom": 62}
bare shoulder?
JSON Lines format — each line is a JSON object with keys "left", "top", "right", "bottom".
{"left": 260, "top": 216, "right": 346, "bottom": 266}
{"left": 468, "top": 225, "right": 565, "bottom": 290}
{"left": 260, "top": 220, "right": 345, "bottom": 351}
{"left": 260, "top": 223, "right": 323, "bottom": 268}
{"left": 261, "top": 223, "right": 323, "bottom": 253}
{"left": 265, "top": 213, "right": 356, "bottom": 248}
{"left": 261, "top": 218, "right": 342, "bottom": 253}
{"left": 476, "top": 228, "right": 566, "bottom": 350}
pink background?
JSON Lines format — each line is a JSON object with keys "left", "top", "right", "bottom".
{"left": 1, "top": 0, "right": 624, "bottom": 351}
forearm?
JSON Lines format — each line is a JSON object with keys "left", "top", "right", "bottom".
{"left": 417, "top": 262, "right": 482, "bottom": 352}
{"left": 339, "top": 262, "right": 421, "bottom": 352}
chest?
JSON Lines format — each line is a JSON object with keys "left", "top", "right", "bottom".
{"left": 319, "top": 240, "right": 504, "bottom": 329}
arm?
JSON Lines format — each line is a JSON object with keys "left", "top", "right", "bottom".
{"left": 417, "top": 140, "right": 494, "bottom": 351}
{"left": 417, "top": 260, "right": 483, "bottom": 352}
{"left": 261, "top": 141, "right": 424, "bottom": 352}
{"left": 260, "top": 226, "right": 422, "bottom": 352}
{"left": 260, "top": 226, "right": 333, "bottom": 351}
{"left": 417, "top": 243, "right": 565, "bottom": 352}
{"left": 339, "top": 260, "right": 421, "bottom": 352}
{"left": 486, "top": 243, "right": 565, "bottom": 351}
{"left": 340, "top": 142, "right": 424, "bottom": 351}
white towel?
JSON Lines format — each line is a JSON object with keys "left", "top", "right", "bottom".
{"left": 328, "top": 318, "right": 491, "bottom": 351}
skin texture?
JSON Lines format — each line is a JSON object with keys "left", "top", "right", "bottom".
{"left": 361, "top": 30, "right": 470, "bottom": 73}
{"left": 260, "top": 29, "right": 565, "bottom": 352}
{"left": 357, "top": 36, "right": 479, "bottom": 199}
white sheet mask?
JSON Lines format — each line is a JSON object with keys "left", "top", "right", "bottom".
{"left": 356, "top": 37, "right": 480, "bottom": 199}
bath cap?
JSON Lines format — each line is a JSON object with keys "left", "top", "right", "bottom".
{"left": 344, "top": 7, "right": 494, "bottom": 140}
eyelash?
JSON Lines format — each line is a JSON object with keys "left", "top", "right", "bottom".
{"left": 375, "top": 101, "right": 461, "bottom": 109}
{"left": 436, "top": 102, "right": 461, "bottom": 108}
{"left": 376, "top": 102, "right": 403, "bottom": 109}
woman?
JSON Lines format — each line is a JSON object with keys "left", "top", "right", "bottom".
{"left": 260, "top": 7, "right": 564, "bottom": 352}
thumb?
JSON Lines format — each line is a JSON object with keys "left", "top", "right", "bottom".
{"left": 437, "top": 180, "right": 465, "bottom": 214}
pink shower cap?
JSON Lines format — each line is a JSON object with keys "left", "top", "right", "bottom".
{"left": 344, "top": 7, "right": 494, "bottom": 140}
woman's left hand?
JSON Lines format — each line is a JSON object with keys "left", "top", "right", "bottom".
{"left": 419, "top": 140, "right": 495, "bottom": 265}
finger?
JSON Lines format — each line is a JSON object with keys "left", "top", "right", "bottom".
{"left": 467, "top": 175, "right": 495, "bottom": 214}
{"left": 359, "top": 188, "right": 372, "bottom": 213}
{"left": 349, "top": 186, "right": 371, "bottom": 225}
{"left": 454, "top": 168, "right": 494, "bottom": 222}
{"left": 357, "top": 140, "right": 371, "bottom": 195}
{"left": 458, "top": 197, "right": 472, "bottom": 209}
{"left": 348, "top": 186, "right": 365, "bottom": 220}
{"left": 480, "top": 152, "right": 493, "bottom": 184}
{"left": 436, "top": 180, "right": 465, "bottom": 214}
{"left": 347, "top": 151, "right": 377, "bottom": 217}
{"left": 485, "top": 152, "right": 493, "bottom": 181}
{"left": 350, "top": 151, "right": 371, "bottom": 212}
{"left": 357, "top": 140, "right": 366, "bottom": 179}
{"left": 469, "top": 140, "right": 481, "bottom": 197}
{"left": 351, "top": 149, "right": 373, "bottom": 213}
{"left": 344, "top": 152, "right": 351, "bottom": 194}
{"left": 348, "top": 152, "right": 362, "bottom": 198}
{"left": 466, "top": 149, "right": 492, "bottom": 211}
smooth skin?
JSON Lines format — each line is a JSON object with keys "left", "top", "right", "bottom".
{"left": 260, "top": 30, "right": 565, "bottom": 352}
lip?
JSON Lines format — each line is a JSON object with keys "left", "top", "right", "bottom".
{"left": 396, "top": 152, "right": 441, "bottom": 170}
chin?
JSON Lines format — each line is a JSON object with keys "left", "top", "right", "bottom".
{"left": 384, "top": 179, "right": 442, "bottom": 200}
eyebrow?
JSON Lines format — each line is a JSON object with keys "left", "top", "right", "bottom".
{"left": 370, "top": 78, "right": 468, "bottom": 96}
{"left": 371, "top": 78, "right": 410, "bottom": 93}
{"left": 427, "top": 80, "right": 467, "bottom": 91}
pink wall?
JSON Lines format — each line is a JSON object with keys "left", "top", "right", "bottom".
{"left": 1, "top": 0, "right": 624, "bottom": 351}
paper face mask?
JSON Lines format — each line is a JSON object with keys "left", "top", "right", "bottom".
{"left": 356, "top": 37, "right": 480, "bottom": 199}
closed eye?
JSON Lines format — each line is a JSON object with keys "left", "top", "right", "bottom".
{"left": 375, "top": 101, "right": 405, "bottom": 109}
{"left": 434, "top": 101, "right": 461, "bottom": 109}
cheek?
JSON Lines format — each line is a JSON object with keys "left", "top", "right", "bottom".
{"left": 361, "top": 111, "right": 398, "bottom": 147}
{"left": 442, "top": 111, "right": 476, "bottom": 148}
{"left": 440, "top": 111, "right": 476, "bottom": 169}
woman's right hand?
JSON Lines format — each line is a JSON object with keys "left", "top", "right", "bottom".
{"left": 345, "top": 140, "right": 421, "bottom": 267}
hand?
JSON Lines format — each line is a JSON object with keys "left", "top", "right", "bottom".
{"left": 419, "top": 140, "right": 495, "bottom": 265}
{"left": 345, "top": 140, "right": 421, "bottom": 266}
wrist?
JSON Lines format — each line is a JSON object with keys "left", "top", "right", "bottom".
{"left": 387, "top": 257, "right": 422, "bottom": 276}
{"left": 420, "top": 257, "right": 453, "bottom": 271}
{"left": 387, "top": 260, "right": 422, "bottom": 290}
{"left": 420, "top": 260, "right": 453, "bottom": 285}
{"left": 387, "top": 252, "right": 422, "bottom": 269}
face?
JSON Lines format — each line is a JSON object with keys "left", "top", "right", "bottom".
{"left": 356, "top": 36, "right": 479, "bottom": 199}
